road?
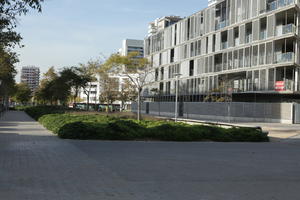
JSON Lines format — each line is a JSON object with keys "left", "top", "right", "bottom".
{"left": 0, "top": 111, "right": 300, "bottom": 200}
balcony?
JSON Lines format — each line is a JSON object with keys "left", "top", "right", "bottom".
{"left": 275, "top": 52, "right": 294, "bottom": 63}
{"left": 267, "top": 0, "right": 294, "bottom": 12}
{"left": 276, "top": 24, "right": 296, "bottom": 36}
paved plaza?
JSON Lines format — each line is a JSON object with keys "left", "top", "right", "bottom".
{"left": 0, "top": 111, "right": 300, "bottom": 200}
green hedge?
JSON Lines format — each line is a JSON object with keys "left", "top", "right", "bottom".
{"left": 23, "top": 106, "right": 269, "bottom": 142}
{"left": 22, "top": 106, "right": 70, "bottom": 120}
{"left": 37, "top": 113, "right": 269, "bottom": 142}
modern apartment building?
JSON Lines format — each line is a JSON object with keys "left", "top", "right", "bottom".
{"left": 20, "top": 66, "right": 40, "bottom": 92}
{"left": 143, "top": 0, "right": 300, "bottom": 103}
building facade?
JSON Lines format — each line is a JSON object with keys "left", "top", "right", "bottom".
{"left": 143, "top": 0, "right": 300, "bottom": 103}
{"left": 20, "top": 66, "right": 40, "bottom": 92}
{"left": 119, "top": 39, "right": 144, "bottom": 58}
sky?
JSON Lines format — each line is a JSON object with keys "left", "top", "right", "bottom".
{"left": 15, "top": 0, "right": 207, "bottom": 81}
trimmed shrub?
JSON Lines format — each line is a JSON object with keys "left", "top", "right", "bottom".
{"left": 25, "top": 106, "right": 269, "bottom": 142}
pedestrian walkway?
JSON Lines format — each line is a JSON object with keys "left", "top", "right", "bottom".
{"left": 1, "top": 111, "right": 300, "bottom": 200}
{"left": 0, "top": 111, "right": 137, "bottom": 200}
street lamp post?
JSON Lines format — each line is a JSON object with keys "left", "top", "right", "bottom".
{"left": 174, "top": 73, "right": 182, "bottom": 122}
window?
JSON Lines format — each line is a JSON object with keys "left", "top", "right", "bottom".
{"left": 170, "top": 48, "right": 175, "bottom": 63}
{"left": 159, "top": 53, "right": 162, "bottom": 66}
{"left": 155, "top": 69, "right": 159, "bottom": 81}
{"left": 189, "top": 60, "right": 194, "bottom": 76}
{"left": 160, "top": 67, "right": 164, "bottom": 80}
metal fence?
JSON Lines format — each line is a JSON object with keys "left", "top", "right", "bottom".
{"left": 132, "top": 102, "right": 294, "bottom": 124}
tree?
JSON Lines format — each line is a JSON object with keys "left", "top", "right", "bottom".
{"left": 77, "top": 61, "right": 99, "bottom": 110}
{"left": 98, "top": 72, "right": 119, "bottom": 112}
{"left": 0, "top": 0, "right": 43, "bottom": 47}
{"left": 13, "top": 83, "right": 31, "bottom": 104}
{"left": 118, "top": 79, "right": 137, "bottom": 111}
{"left": 103, "top": 52, "right": 151, "bottom": 121}
{"left": 34, "top": 67, "right": 58, "bottom": 105}
{"left": 0, "top": 47, "right": 17, "bottom": 108}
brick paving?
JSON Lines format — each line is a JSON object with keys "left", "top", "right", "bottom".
{"left": 0, "top": 111, "right": 300, "bottom": 200}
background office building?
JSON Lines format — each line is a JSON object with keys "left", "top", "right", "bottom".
{"left": 119, "top": 39, "right": 144, "bottom": 58}
{"left": 143, "top": 0, "right": 300, "bottom": 103}
{"left": 20, "top": 66, "right": 40, "bottom": 92}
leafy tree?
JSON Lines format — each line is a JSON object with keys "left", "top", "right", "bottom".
{"left": 0, "top": 0, "right": 43, "bottom": 47}
{"left": 0, "top": 47, "right": 17, "bottom": 107}
{"left": 34, "top": 67, "right": 58, "bottom": 105}
{"left": 98, "top": 72, "right": 119, "bottom": 112}
{"left": 12, "top": 83, "right": 31, "bottom": 104}
{"left": 77, "top": 61, "right": 99, "bottom": 110}
{"left": 118, "top": 78, "right": 137, "bottom": 111}
{"left": 103, "top": 52, "right": 151, "bottom": 121}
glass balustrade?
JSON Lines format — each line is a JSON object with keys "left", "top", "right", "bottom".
{"left": 221, "top": 42, "right": 228, "bottom": 49}
{"left": 276, "top": 24, "right": 295, "bottom": 36}
{"left": 267, "top": 0, "right": 295, "bottom": 12}
{"left": 260, "top": 30, "right": 267, "bottom": 40}
{"left": 275, "top": 52, "right": 294, "bottom": 63}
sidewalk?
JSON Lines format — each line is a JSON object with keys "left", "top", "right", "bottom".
{"left": 1, "top": 111, "right": 300, "bottom": 200}
{"left": 173, "top": 117, "right": 300, "bottom": 141}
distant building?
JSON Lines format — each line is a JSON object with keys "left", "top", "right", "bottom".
{"left": 21, "top": 66, "right": 40, "bottom": 91}
{"left": 119, "top": 39, "right": 144, "bottom": 58}
{"left": 76, "top": 39, "right": 142, "bottom": 110}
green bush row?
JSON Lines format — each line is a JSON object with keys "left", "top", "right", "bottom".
{"left": 37, "top": 113, "right": 269, "bottom": 142}
{"left": 22, "top": 106, "right": 70, "bottom": 120}
{"left": 22, "top": 106, "right": 269, "bottom": 142}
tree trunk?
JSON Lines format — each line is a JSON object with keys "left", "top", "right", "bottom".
{"left": 137, "top": 89, "right": 141, "bottom": 121}
{"left": 87, "top": 94, "right": 90, "bottom": 111}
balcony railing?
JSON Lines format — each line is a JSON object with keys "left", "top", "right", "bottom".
{"left": 260, "top": 30, "right": 267, "bottom": 40}
{"left": 221, "top": 41, "right": 228, "bottom": 49}
{"left": 245, "top": 34, "right": 252, "bottom": 43}
{"left": 215, "top": 64, "right": 223, "bottom": 72}
{"left": 276, "top": 24, "right": 296, "bottom": 36}
{"left": 267, "top": 0, "right": 294, "bottom": 12}
{"left": 275, "top": 52, "right": 294, "bottom": 63}
{"left": 215, "top": 20, "right": 228, "bottom": 31}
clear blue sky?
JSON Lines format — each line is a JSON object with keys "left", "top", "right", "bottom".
{"left": 16, "top": 0, "right": 207, "bottom": 79}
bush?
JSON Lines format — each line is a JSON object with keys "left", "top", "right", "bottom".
{"left": 23, "top": 106, "right": 69, "bottom": 120}
{"left": 24, "top": 106, "right": 269, "bottom": 142}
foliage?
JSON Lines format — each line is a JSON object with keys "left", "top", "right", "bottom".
{"left": 0, "top": 0, "right": 43, "bottom": 47}
{"left": 0, "top": 47, "right": 17, "bottom": 99}
{"left": 12, "top": 82, "right": 32, "bottom": 103}
{"left": 103, "top": 52, "right": 152, "bottom": 120}
{"left": 23, "top": 106, "right": 269, "bottom": 142}
{"left": 21, "top": 105, "right": 69, "bottom": 120}
{"left": 98, "top": 72, "right": 119, "bottom": 112}
{"left": 35, "top": 67, "right": 86, "bottom": 105}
